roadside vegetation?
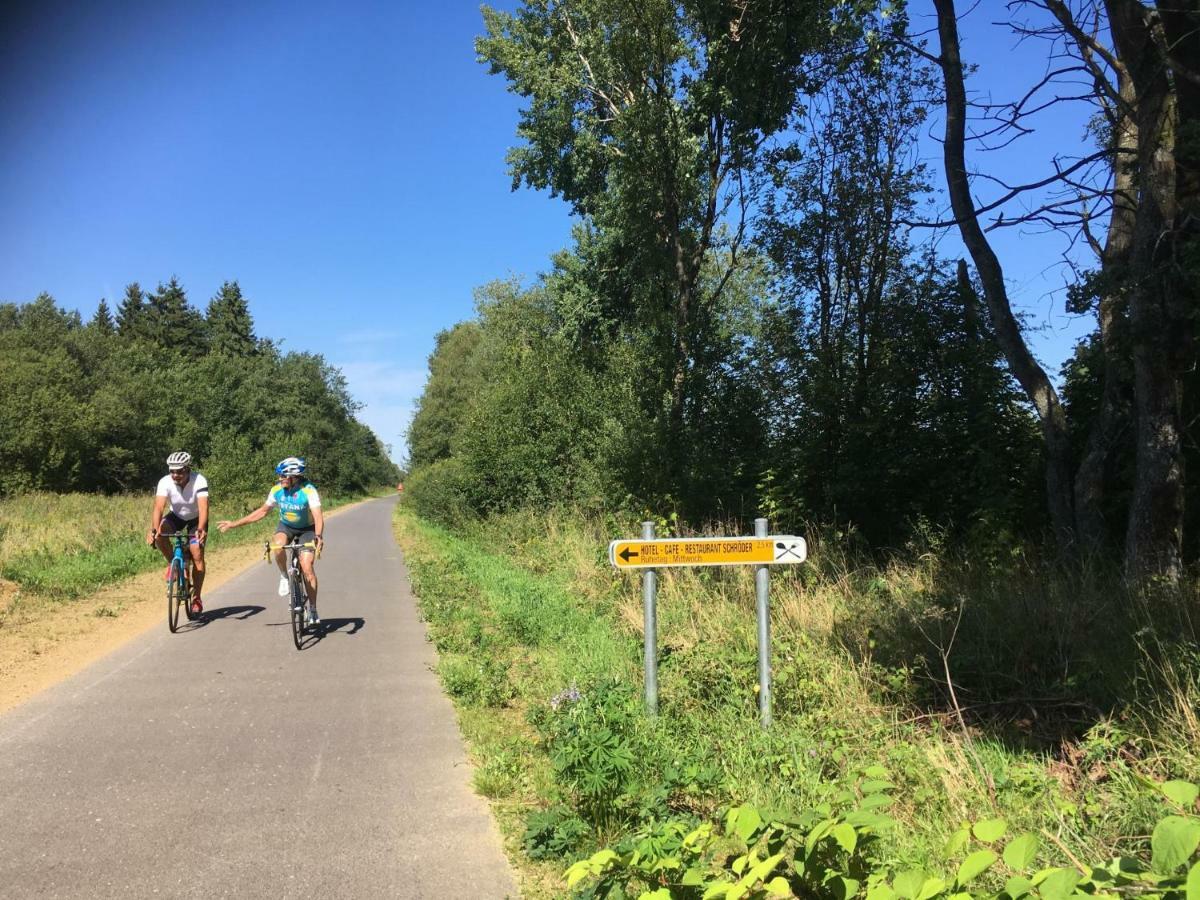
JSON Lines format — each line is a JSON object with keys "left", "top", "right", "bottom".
{"left": 396, "top": 505, "right": 1199, "bottom": 899}
{"left": 397, "top": 2, "right": 1200, "bottom": 895}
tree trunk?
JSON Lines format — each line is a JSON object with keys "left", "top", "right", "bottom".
{"left": 1073, "top": 68, "right": 1137, "bottom": 558}
{"left": 1107, "top": 0, "right": 1189, "bottom": 582}
{"left": 933, "top": 0, "right": 1077, "bottom": 556}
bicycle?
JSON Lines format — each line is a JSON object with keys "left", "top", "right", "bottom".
{"left": 155, "top": 530, "right": 198, "bottom": 633}
{"left": 265, "top": 539, "right": 320, "bottom": 649}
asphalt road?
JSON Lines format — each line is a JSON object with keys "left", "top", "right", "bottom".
{"left": 0, "top": 495, "right": 517, "bottom": 899}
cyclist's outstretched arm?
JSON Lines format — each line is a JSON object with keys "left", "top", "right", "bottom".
{"left": 217, "top": 504, "right": 271, "bottom": 533}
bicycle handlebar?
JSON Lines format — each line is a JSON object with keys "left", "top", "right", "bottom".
{"left": 263, "top": 539, "right": 322, "bottom": 561}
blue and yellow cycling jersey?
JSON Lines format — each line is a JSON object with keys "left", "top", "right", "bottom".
{"left": 265, "top": 481, "right": 322, "bottom": 528}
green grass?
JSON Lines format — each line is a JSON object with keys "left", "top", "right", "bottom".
{"left": 394, "top": 504, "right": 1200, "bottom": 898}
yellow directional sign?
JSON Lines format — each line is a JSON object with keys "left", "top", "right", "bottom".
{"left": 609, "top": 536, "right": 807, "bottom": 569}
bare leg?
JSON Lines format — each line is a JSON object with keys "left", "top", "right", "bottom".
{"left": 156, "top": 531, "right": 179, "bottom": 586}
{"left": 189, "top": 542, "right": 206, "bottom": 599}
{"left": 272, "top": 534, "right": 288, "bottom": 577}
{"left": 155, "top": 533, "right": 174, "bottom": 564}
{"left": 299, "top": 552, "right": 318, "bottom": 607}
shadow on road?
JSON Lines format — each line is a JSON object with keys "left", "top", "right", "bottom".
{"left": 262, "top": 616, "right": 365, "bottom": 648}
{"left": 309, "top": 617, "right": 365, "bottom": 640}
{"left": 194, "top": 605, "right": 265, "bottom": 626}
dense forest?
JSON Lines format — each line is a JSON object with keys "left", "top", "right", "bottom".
{"left": 406, "top": 0, "right": 1199, "bottom": 580}
{"left": 0, "top": 278, "right": 398, "bottom": 498}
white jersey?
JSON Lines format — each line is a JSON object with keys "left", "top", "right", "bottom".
{"left": 155, "top": 472, "right": 209, "bottom": 519}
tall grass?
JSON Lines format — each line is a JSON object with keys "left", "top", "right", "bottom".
{"left": 395, "top": 504, "right": 1200, "bottom": 895}
{"left": 0, "top": 492, "right": 155, "bottom": 597}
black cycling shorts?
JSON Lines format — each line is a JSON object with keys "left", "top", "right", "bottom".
{"left": 161, "top": 512, "right": 202, "bottom": 545}
{"left": 275, "top": 522, "right": 318, "bottom": 550}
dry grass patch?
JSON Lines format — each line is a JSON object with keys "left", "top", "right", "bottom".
{"left": 0, "top": 578, "right": 17, "bottom": 615}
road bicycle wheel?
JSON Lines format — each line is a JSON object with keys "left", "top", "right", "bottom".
{"left": 290, "top": 574, "right": 306, "bottom": 650}
{"left": 182, "top": 566, "right": 196, "bottom": 621}
{"left": 167, "top": 560, "right": 183, "bottom": 633}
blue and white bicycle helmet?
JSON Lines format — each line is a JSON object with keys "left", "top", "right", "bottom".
{"left": 275, "top": 456, "right": 306, "bottom": 477}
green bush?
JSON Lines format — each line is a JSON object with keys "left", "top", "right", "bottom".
{"left": 404, "top": 457, "right": 476, "bottom": 527}
{"left": 535, "top": 678, "right": 643, "bottom": 824}
{"left": 567, "top": 777, "right": 1200, "bottom": 900}
{"left": 200, "top": 428, "right": 279, "bottom": 502}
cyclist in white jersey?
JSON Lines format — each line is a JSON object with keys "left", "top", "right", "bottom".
{"left": 146, "top": 451, "right": 209, "bottom": 614}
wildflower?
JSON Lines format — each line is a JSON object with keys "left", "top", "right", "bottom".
{"left": 551, "top": 683, "right": 582, "bottom": 710}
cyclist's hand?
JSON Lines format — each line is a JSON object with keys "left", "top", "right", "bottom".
{"left": 217, "top": 521, "right": 234, "bottom": 533}
{"left": 315, "top": 535, "right": 324, "bottom": 555}
{"left": 196, "top": 528, "right": 207, "bottom": 545}
{"left": 146, "top": 529, "right": 158, "bottom": 547}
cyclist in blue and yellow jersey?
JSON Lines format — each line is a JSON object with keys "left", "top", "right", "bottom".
{"left": 217, "top": 457, "right": 325, "bottom": 622}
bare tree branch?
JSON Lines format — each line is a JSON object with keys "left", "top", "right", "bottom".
{"left": 1041, "top": 0, "right": 1126, "bottom": 108}
{"left": 901, "top": 148, "right": 1113, "bottom": 227}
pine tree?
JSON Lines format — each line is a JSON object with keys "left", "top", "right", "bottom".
{"left": 144, "top": 276, "right": 206, "bottom": 354}
{"left": 91, "top": 299, "right": 115, "bottom": 334}
{"left": 116, "top": 282, "right": 147, "bottom": 339}
{"left": 206, "top": 280, "right": 257, "bottom": 356}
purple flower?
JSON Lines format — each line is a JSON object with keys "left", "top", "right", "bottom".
{"left": 551, "top": 683, "right": 582, "bottom": 710}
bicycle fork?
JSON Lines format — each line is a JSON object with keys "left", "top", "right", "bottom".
{"left": 289, "top": 561, "right": 312, "bottom": 614}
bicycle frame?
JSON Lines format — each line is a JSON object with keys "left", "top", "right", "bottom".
{"left": 160, "top": 531, "right": 193, "bottom": 632}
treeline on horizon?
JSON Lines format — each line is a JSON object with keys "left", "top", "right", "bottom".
{"left": 0, "top": 278, "right": 398, "bottom": 499}
{"left": 406, "top": 0, "right": 1200, "bottom": 576}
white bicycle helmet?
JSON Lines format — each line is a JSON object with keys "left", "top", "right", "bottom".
{"left": 166, "top": 451, "right": 192, "bottom": 470}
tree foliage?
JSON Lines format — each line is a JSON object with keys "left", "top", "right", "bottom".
{"left": 404, "top": 0, "right": 1199, "bottom": 573}
{"left": 206, "top": 280, "right": 258, "bottom": 358}
{"left": 403, "top": 1, "right": 1044, "bottom": 544}
{"left": 0, "top": 283, "right": 398, "bottom": 498}
{"left": 477, "top": 0, "right": 877, "bottom": 497}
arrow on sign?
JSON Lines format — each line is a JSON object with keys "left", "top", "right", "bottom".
{"left": 619, "top": 547, "right": 640, "bottom": 562}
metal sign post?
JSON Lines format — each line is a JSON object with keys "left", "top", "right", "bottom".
{"left": 610, "top": 524, "right": 806, "bottom": 728}
{"left": 755, "top": 517, "right": 771, "bottom": 729}
{"left": 641, "top": 520, "right": 658, "bottom": 716}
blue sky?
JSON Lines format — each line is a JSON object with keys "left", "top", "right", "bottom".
{"left": 0, "top": 1, "right": 1099, "bottom": 464}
